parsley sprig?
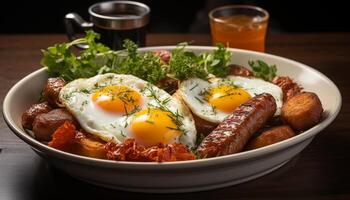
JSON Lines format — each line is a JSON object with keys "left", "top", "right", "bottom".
{"left": 41, "top": 31, "right": 111, "bottom": 81}
{"left": 248, "top": 60, "right": 277, "bottom": 82}
{"left": 168, "top": 43, "right": 232, "bottom": 80}
{"left": 42, "top": 31, "right": 277, "bottom": 86}
{"left": 41, "top": 31, "right": 233, "bottom": 84}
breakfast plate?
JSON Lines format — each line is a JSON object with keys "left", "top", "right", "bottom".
{"left": 2, "top": 46, "right": 341, "bottom": 193}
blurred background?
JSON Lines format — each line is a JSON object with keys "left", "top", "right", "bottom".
{"left": 1, "top": 0, "right": 349, "bottom": 34}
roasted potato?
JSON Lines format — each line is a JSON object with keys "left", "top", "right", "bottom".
{"left": 71, "top": 132, "right": 107, "bottom": 159}
{"left": 246, "top": 125, "right": 295, "bottom": 150}
{"left": 281, "top": 92, "right": 323, "bottom": 131}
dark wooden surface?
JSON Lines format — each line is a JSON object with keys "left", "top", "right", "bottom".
{"left": 1, "top": 33, "right": 350, "bottom": 200}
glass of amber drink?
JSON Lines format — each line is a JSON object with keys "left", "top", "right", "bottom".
{"left": 209, "top": 5, "right": 269, "bottom": 52}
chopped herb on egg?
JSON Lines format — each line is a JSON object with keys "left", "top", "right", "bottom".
{"left": 189, "top": 83, "right": 199, "bottom": 91}
{"left": 80, "top": 89, "right": 90, "bottom": 94}
{"left": 195, "top": 96, "right": 204, "bottom": 104}
{"left": 145, "top": 120, "right": 155, "bottom": 124}
{"left": 143, "top": 85, "right": 186, "bottom": 134}
{"left": 120, "top": 130, "right": 126, "bottom": 137}
{"left": 161, "top": 97, "right": 171, "bottom": 105}
{"left": 82, "top": 100, "right": 88, "bottom": 105}
{"left": 211, "top": 105, "right": 217, "bottom": 114}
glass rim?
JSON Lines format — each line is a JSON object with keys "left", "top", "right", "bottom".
{"left": 209, "top": 5, "right": 269, "bottom": 24}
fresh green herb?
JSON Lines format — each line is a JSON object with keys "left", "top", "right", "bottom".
{"left": 41, "top": 30, "right": 277, "bottom": 90}
{"left": 114, "top": 40, "right": 167, "bottom": 83}
{"left": 82, "top": 100, "right": 88, "bottom": 106}
{"left": 80, "top": 89, "right": 90, "bottom": 94}
{"left": 143, "top": 84, "right": 185, "bottom": 133}
{"left": 145, "top": 120, "right": 155, "bottom": 124}
{"left": 191, "top": 133, "right": 206, "bottom": 159}
{"left": 161, "top": 97, "right": 171, "bottom": 105}
{"left": 211, "top": 105, "right": 217, "bottom": 114}
{"left": 189, "top": 83, "right": 199, "bottom": 91}
{"left": 120, "top": 130, "right": 126, "bottom": 137}
{"left": 38, "top": 90, "right": 45, "bottom": 102}
{"left": 166, "top": 126, "right": 181, "bottom": 131}
{"left": 168, "top": 43, "right": 231, "bottom": 80}
{"left": 205, "top": 43, "right": 232, "bottom": 77}
{"left": 41, "top": 31, "right": 166, "bottom": 84}
{"left": 194, "top": 96, "right": 204, "bottom": 104}
{"left": 62, "top": 92, "right": 73, "bottom": 101}
{"left": 248, "top": 60, "right": 277, "bottom": 82}
{"left": 168, "top": 43, "right": 208, "bottom": 80}
{"left": 41, "top": 30, "right": 111, "bottom": 81}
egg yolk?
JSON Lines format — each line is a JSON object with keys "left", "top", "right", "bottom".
{"left": 207, "top": 85, "right": 251, "bottom": 113}
{"left": 92, "top": 85, "right": 142, "bottom": 114}
{"left": 130, "top": 108, "right": 182, "bottom": 147}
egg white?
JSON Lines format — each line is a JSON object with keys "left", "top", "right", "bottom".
{"left": 59, "top": 73, "right": 196, "bottom": 148}
{"left": 178, "top": 75, "right": 283, "bottom": 124}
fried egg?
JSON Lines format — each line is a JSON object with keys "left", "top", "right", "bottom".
{"left": 178, "top": 76, "right": 283, "bottom": 124}
{"left": 59, "top": 73, "right": 196, "bottom": 148}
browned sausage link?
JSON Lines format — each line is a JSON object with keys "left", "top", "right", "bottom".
{"left": 156, "top": 77, "right": 179, "bottom": 94}
{"left": 228, "top": 64, "right": 253, "bottom": 77}
{"left": 197, "top": 93, "right": 276, "bottom": 158}
{"left": 32, "top": 109, "right": 78, "bottom": 142}
{"left": 43, "top": 77, "right": 66, "bottom": 107}
{"left": 22, "top": 102, "right": 52, "bottom": 130}
{"left": 245, "top": 125, "right": 295, "bottom": 150}
{"left": 272, "top": 76, "right": 302, "bottom": 102}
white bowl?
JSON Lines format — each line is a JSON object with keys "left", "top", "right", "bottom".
{"left": 2, "top": 46, "right": 341, "bottom": 193}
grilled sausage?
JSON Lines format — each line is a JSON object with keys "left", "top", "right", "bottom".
{"left": 281, "top": 92, "right": 323, "bottom": 131}
{"left": 272, "top": 76, "right": 302, "bottom": 102}
{"left": 245, "top": 125, "right": 295, "bottom": 150}
{"left": 197, "top": 93, "right": 276, "bottom": 158}
{"left": 43, "top": 77, "right": 65, "bottom": 107}
{"left": 32, "top": 109, "right": 77, "bottom": 141}
{"left": 229, "top": 64, "right": 253, "bottom": 77}
{"left": 22, "top": 102, "right": 52, "bottom": 130}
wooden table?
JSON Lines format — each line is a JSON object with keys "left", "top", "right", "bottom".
{"left": 1, "top": 33, "right": 350, "bottom": 199}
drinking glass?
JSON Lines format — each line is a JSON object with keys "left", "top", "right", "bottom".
{"left": 209, "top": 5, "right": 269, "bottom": 52}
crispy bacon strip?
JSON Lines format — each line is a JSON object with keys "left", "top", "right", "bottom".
{"left": 48, "top": 122, "right": 77, "bottom": 151}
{"left": 48, "top": 123, "right": 195, "bottom": 162}
{"left": 106, "top": 139, "right": 196, "bottom": 162}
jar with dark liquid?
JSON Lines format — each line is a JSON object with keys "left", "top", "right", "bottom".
{"left": 65, "top": 1, "right": 150, "bottom": 50}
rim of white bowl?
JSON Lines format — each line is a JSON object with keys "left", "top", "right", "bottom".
{"left": 2, "top": 46, "right": 342, "bottom": 170}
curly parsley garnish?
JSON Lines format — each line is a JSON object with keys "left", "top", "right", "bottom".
{"left": 41, "top": 31, "right": 232, "bottom": 84}
{"left": 42, "top": 30, "right": 277, "bottom": 87}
